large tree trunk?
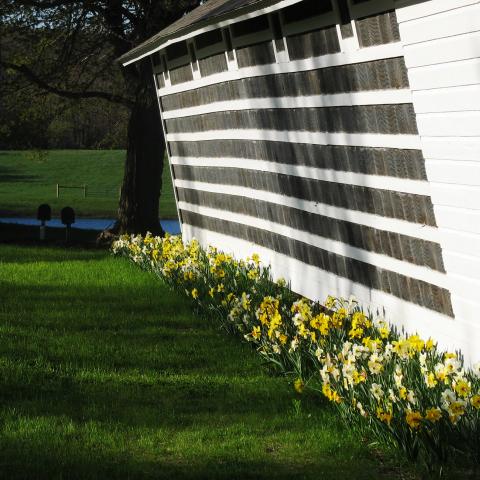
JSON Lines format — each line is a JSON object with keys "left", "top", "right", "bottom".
{"left": 107, "top": 60, "right": 165, "bottom": 237}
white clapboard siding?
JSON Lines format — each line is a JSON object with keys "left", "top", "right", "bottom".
{"left": 183, "top": 224, "right": 480, "bottom": 364}
{"left": 404, "top": 31, "right": 480, "bottom": 68}
{"left": 398, "top": 0, "right": 480, "bottom": 362}
{"left": 413, "top": 85, "right": 480, "bottom": 113}
{"left": 416, "top": 112, "right": 480, "bottom": 137}
{"left": 430, "top": 183, "right": 480, "bottom": 209}
{"left": 443, "top": 251, "right": 480, "bottom": 282}
{"left": 425, "top": 160, "right": 480, "bottom": 186}
{"left": 399, "top": 3, "right": 480, "bottom": 44}
{"left": 421, "top": 137, "right": 480, "bottom": 162}
{"left": 440, "top": 228, "right": 480, "bottom": 258}
{"left": 434, "top": 207, "right": 480, "bottom": 235}
{"left": 395, "top": 0, "right": 480, "bottom": 23}
{"left": 407, "top": 58, "right": 480, "bottom": 90}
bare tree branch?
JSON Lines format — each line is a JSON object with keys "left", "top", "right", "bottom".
{"left": 2, "top": 60, "right": 134, "bottom": 108}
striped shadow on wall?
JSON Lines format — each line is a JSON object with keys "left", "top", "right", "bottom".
{"left": 153, "top": 1, "right": 452, "bottom": 319}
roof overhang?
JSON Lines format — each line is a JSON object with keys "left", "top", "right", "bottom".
{"left": 119, "top": 0, "right": 304, "bottom": 67}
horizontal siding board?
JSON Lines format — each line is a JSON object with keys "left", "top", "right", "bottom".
{"left": 425, "top": 160, "right": 480, "bottom": 186}
{"left": 161, "top": 57, "right": 410, "bottom": 111}
{"left": 404, "top": 31, "right": 480, "bottom": 68}
{"left": 162, "top": 90, "right": 414, "bottom": 119}
{"left": 171, "top": 156, "right": 430, "bottom": 194}
{"left": 169, "top": 140, "right": 427, "bottom": 180}
{"left": 440, "top": 228, "right": 480, "bottom": 259}
{"left": 167, "top": 130, "right": 422, "bottom": 149}
{"left": 416, "top": 112, "right": 480, "bottom": 137}
{"left": 177, "top": 187, "right": 445, "bottom": 271}
{"left": 412, "top": 85, "right": 480, "bottom": 113}
{"left": 180, "top": 209, "right": 452, "bottom": 315}
{"left": 399, "top": 3, "right": 480, "bottom": 44}
{"left": 175, "top": 178, "right": 441, "bottom": 242}
{"left": 172, "top": 165, "right": 437, "bottom": 225}
{"left": 431, "top": 183, "right": 480, "bottom": 209}
{"left": 164, "top": 104, "right": 419, "bottom": 135}
{"left": 443, "top": 251, "right": 480, "bottom": 281}
{"left": 407, "top": 58, "right": 480, "bottom": 90}
{"left": 421, "top": 137, "right": 480, "bottom": 161}
{"left": 395, "top": 0, "right": 479, "bottom": 23}
{"left": 435, "top": 206, "right": 480, "bottom": 235}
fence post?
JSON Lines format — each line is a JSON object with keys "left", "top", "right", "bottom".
{"left": 56, "top": 184, "right": 59, "bottom": 198}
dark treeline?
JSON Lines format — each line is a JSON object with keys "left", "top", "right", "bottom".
{"left": 1, "top": 92, "right": 129, "bottom": 150}
{"left": 0, "top": 26, "right": 128, "bottom": 150}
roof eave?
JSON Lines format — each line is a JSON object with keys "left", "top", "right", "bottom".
{"left": 119, "top": 0, "right": 301, "bottom": 67}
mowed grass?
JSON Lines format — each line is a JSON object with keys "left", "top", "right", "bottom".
{"left": 0, "top": 150, "right": 176, "bottom": 218}
{"left": 0, "top": 244, "right": 411, "bottom": 479}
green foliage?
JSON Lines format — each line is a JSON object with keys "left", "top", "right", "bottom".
{"left": 0, "top": 244, "right": 408, "bottom": 479}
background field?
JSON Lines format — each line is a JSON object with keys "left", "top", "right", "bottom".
{"left": 0, "top": 150, "right": 176, "bottom": 219}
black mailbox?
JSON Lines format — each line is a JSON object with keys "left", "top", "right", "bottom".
{"left": 37, "top": 203, "right": 51, "bottom": 240}
{"left": 37, "top": 204, "right": 51, "bottom": 224}
{"left": 61, "top": 206, "right": 75, "bottom": 226}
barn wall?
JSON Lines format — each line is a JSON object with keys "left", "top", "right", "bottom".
{"left": 396, "top": 0, "right": 480, "bottom": 363}
{"left": 151, "top": 0, "right": 480, "bottom": 363}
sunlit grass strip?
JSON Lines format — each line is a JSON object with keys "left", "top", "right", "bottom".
{"left": 113, "top": 233, "right": 480, "bottom": 472}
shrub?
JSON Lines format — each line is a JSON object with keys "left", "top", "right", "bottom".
{"left": 113, "top": 233, "right": 480, "bottom": 473}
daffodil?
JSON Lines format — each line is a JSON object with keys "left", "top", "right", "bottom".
{"left": 371, "top": 383, "right": 384, "bottom": 401}
{"left": 376, "top": 407, "right": 393, "bottom": 426}
{"left": 251, "top": 326, "right": 261, "bottom": 340}
{"left": 294, "top": 378, "right": 304, "bottom": 394}
{"left": 405, "top": 410, "right": 422, "bottom": 430}
{"left": 454, "top": 379, "right": 471, "bottom": 398}
{"left": 425, "top": 408, "right": 442, "bottom": 423}
{"left": 470, "top": 394, "right": 480, "bottom": 409}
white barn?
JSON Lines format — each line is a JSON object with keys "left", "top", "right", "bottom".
{"left": 120, "top": 0, "right": 480, "bottom": 364}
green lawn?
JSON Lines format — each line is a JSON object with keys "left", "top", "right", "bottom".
{"left": 0, "top": 244, "right": 412, "bottom": 479}
{"left": 0, "top": 150, "right": 176, "bottom": 219}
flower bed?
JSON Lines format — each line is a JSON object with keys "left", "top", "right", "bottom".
{"left": 113, "top": 233, "right": 480, "bottom": 471}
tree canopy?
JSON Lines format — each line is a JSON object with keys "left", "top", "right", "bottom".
{"left": 1, "top": 0, "right": 201, "bottom": 234}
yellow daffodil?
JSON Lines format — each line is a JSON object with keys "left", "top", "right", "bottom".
{"left": 406, "top": 410, "right": 422, "bottom": 430}
{"left": 471, "top": 395, "right": 480, "bottom": 409}
{"left": 454, "top": 379, "right": 471, "bottom": 398}
{"left": 425, "top": 408, "right": 442, "bottom": 423}
{"left": 376, "top": 407, "right": 393, "bottom": 426}
{"left": 294, "top": 378, "right": 304, "bottom": 394}
{"left": 251, "top": 326, "right": 261, "bottom": 340}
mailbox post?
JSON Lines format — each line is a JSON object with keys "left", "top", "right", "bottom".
{"left": 61, "top": 206, "right": 75, "bottom": 243}
{"left": 37, "top": 204, "right": 51, "bottom": 241}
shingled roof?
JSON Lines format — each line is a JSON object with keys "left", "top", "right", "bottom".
{"left": 119, "top": 0, "right": 288, "bottom": 66}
